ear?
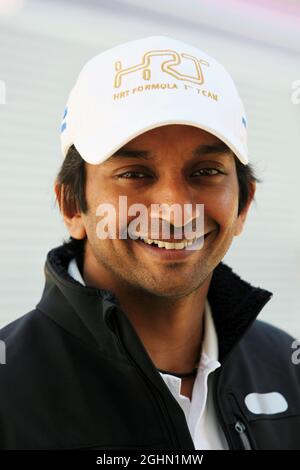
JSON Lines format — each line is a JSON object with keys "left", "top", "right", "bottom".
{"left": 54, "top": 183, "right": 86, "bottom": 240}
{"left": 234, "top": 181, "right": 256, "bottom": 237}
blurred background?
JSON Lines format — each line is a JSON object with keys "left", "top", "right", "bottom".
{"left": 0, "top": 0, "right": 299, "bottom": 336}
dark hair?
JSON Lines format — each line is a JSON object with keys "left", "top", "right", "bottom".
{"left": 235, "top": 156, "right": 261, "bottom": 214}
{"left": 55, "top": 145, "right": 88, "bottom": 217}
{"left": 55, "top": 144, "right": 260, "bottom": 217}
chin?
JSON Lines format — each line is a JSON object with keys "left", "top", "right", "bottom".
{"left": 142, "top": 283, "right": 197, "bottom": 299}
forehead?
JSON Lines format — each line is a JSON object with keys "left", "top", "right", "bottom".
{"left": 105, "top": 124, "right": 233, "bottom": 164}
{"left": 122, "top": 124, "right": 223, "bottom": 148}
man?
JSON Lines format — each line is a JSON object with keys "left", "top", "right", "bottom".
{"left": 0, "top": 36, "right": 299, "bottom": 450}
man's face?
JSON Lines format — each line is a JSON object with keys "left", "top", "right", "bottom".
{"left": 78, "top": 124, "right": 253, "bottom": 298}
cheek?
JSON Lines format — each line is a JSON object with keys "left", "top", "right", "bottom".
{"left": 81, "top": 213, "right": 98, "bottom": 244}
{"left": 85, "top": 177, "right": 116, "bottom": 230}
{"left": 204, "top": 183, "right": 239, "bottom": 227}
{"left": 85, "top": 194, "right": 130, "bottom": 243}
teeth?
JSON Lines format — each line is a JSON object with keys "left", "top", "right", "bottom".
{"left": 138, "top": 236, "right": 200, "bottom": 250}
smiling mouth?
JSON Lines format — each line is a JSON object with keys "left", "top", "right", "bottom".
{"left": 135, "top": 232, "right": 211, "bottom": 250}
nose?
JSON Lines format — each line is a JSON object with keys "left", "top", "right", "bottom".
{"left": 149, "top": 175, "right": 202, "bottom": 229}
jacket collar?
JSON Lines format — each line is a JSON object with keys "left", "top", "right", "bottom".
{"left": 36, "top": 239, "right": 273, "bottom": 367}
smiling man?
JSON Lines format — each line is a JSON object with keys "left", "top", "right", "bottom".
{"left": 0, "top": 36, "right": 300, "bottom": 450}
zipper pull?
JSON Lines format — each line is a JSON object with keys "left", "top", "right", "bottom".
{"left": 234, "top": 421, "right": 252, "bottom": 450}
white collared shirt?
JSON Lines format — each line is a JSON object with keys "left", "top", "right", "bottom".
{"left": 68, "top": 258, "right": 228, "bottom": 450}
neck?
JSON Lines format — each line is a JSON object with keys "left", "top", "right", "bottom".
{"left": 120, "top": 291, "right": 208, "bottom": 373}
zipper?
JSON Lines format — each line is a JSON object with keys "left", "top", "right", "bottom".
{"left": 211, "top": 296, "right": 270, "bottom": 450}
{"left": 105, "top": 305, "right": 185, "bottom": 449}
{"left": 213, "top": 361, "right": 256, "bottom": 449}
{"left": 213, "top": 374, "right": 253, "bottom": 450}
{"left": 212, "top": 369, "right": 236, "bottom": 449}
{"left": 234, "top": 421, "right": 252, "bottom": 450}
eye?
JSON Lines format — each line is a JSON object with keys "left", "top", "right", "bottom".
{"left": 117, "top": 171, "right": 150, "bottom": 179}
{"left": 192, "top": 168, "right": 223, "bottom": 177}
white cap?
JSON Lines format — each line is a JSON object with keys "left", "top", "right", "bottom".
{"left": 60, "top": 35, "right": 248, "bottom": 165}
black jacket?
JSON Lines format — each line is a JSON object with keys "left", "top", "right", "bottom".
{"left": 0, "top": 239, "right": 300, "bottom": 450}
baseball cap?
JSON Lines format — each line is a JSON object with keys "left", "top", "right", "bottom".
{"left": 60, "top": 35, "right": 248, "bottom": 165}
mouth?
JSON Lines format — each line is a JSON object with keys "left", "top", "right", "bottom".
{"left": 132, "top": 231, "right": 215, "bottom": 260}
{"left": 136, "top": 234, "right": 206, "bottom": 249}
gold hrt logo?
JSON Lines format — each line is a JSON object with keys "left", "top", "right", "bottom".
{"left": 114, "top": 49, "right": 209, "bottom": 88}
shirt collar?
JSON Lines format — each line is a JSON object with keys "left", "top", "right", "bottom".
{"left": 68, "top": 258, "right": 85, "bottom": 286}
{"left": 203, "top": 299, "right": 219, "bottom": 362}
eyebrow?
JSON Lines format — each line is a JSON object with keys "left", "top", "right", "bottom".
{"left": 192, "top": 142, "right": 232, "bottom": 158}
{"left": 106, "top": 141, "right": 232, "bottom": 163}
